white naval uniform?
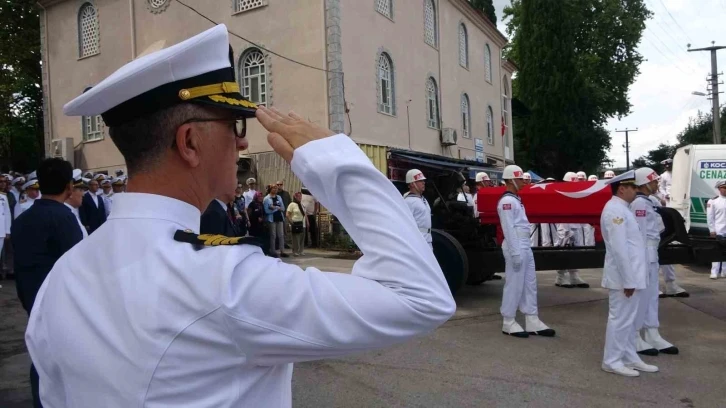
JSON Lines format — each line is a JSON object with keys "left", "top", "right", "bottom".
{"left": 457, "top": 192, "right": 477, "bottom": 218}
{"left": 25, "top": 135, "right": 455, "bottom": 408}
{"left": 497, "top": 192, "right": 538, "bottom": 318}
{"left": 649, "top": 195, "right": 678, "bottom": 283}
{"left": 600, "top": 196, "right": 648, "bottom": 370}
{"left": 583, "top": 223, "right": 596, "bottom": 246}
{"left": 14, "top": 197, "right": 36, "bottom": 219}
{"left": 630, "top": 194, "right": 661, "bottom": 330}
{"left": 0, "top": 193, "right": 11, "bottom": 254}
{"left": 102, "top": 192, "right": 114, "bottom": 216}
{"left": 404, "top": 192, "right": 432, "bottom": 247}
{"left": 707, "top": 195, "right": 726, "bottom": 277}
{"left": 658, "top": 171, "right": 672, "bottom": 204}
{"left": 64, "top": 202, "right": 88, "bottom": 239}
{"left": 554, "top": 223, "right": 580, "bottom": 277}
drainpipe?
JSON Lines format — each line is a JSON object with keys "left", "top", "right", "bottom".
{"left": 37, "top": 2, "right": 52, "bottom": 156}
{"left": 436, "top": 0, "right": 445, "bottom": 157}
{"left": 129, "top": 0, "right": 136, "bottom": 59}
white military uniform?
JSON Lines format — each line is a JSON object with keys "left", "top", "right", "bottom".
{"left": 658, "top": 170, "right": 672, "bottom": 203}
{"left": 630, "top": 194, "right": 661, "bottom": 331}
{"left": 457, "top": 191, "right": 477, "bottom": 218}
{"left": 404, "top": 192, "right": 432, "bottom": 247}
{"left": 707, "top": 195, "right": 726, "bottom": 277}
{"left": 102, "top": 191, "right": 114, "bottom": 216}
{"left": 0, "top": 192, "right": 11, "bottom": 253}
{"left": 497, "top": 192, "right": 538, "bottom": 317}
{"left": 583, "top": 223, "right": 596, "bottom": 246}
{"left": 243, "top": 189, "right": 257, "bottom": 210}
{"left": 26, "top": 135, "right": 455, "bottom": 407}
{"left": 64, "top": 202, "right": 88, "bottom": 239}
{"left": 648, "top": 195, "right": 682, "bottom": 292}
{"left": 601, "top": 196, "right": 647, "bottom": 371}
{"left": 14, "top": 197, "right": 36, "bottom": 219}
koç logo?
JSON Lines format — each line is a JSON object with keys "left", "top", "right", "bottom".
{"left": 700, "top": 161, "right": 726, "bottom": 169}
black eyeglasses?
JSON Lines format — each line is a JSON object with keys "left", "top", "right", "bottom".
{"left": 182, "top": 117, "right": 247, "bottom": 138}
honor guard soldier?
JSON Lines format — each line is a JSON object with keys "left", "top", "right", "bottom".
{"left": 66, "top": 170, "right": 90, "bottom": 239}
{"left": 631, "top": 168, "right": 678, "bottom": 355}
{"left": 25, "top": 25, "right": 455, "bottom": 407}
{"left": 403, "top": 169, "right": 432, "bottom": 248}
{"left": 600, "top": 170, "right": 658, "bottom": 377}
{"left": 498, "top": 165, "right": 554, "bottom": 338}
{"left": 707, "top": 180, "right": 726, "bottom": 278}
{"left": 554, "top": 172, "right": 589, "bottom": 288}
{"left": 15, "top": 179, "right": 40, "bottom": 219}
{"left": 604, "top": 170, "right": 615, "bottom": 180}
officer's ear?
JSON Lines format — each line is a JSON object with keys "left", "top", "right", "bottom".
{"left": 64, "top": 181, "right": 73, "bottom": 198}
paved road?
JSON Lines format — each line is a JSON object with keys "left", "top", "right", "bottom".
{"left": 2, "top": 259, "right": 725, "bottom": 407}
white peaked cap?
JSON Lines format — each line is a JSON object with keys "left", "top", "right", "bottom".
{"left": 605, "top": 169, "right": 636, "bottom": 185}
{"left": 63, "top": 24, "right": 256, "bottom": 126}
{"left": 101, "top": 178, "right": 112, "bottom": 185}
{"left": 27, "top": 170, "right": 37, "bottom": 180}
{"left": 72, "top": 169, "right": 82, "bottom": 181}
{"left": 13, "top": 176, "right": 25, "bottom": 185}
{"left": 715, "top": 179, "right": 726, "bottom": 188}
{"left": 22, "top": 179, "right": 39, "bottom": 190}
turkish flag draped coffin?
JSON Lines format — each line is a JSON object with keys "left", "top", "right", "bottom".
{"left": 477, "top": 180, "right": 612, "bottom": 225}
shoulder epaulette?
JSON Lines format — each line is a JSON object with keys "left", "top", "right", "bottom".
{"left": 173, "top": 229, "right": 263, "bottom": 249}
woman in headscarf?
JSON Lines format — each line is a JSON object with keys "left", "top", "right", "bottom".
{"left": 247, "top": 191, "right": 265, "bottom": 239}
{"left": 286, "top": 192, "right": 307, "bottom": 256}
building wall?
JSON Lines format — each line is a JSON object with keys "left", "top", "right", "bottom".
{"left": 40, "top": 0, "right": 328, "bottom": 172}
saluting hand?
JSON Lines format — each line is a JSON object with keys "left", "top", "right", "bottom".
{"left": 255, "top": 106, "right": 336, "bottom": 164}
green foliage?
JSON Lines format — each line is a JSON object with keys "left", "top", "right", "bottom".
{"left": 503, "top": 0, "right": 650, "bottom": 178}
{"left": 469, "top": 0, "right": 496, "bottom": 25}
{"left": 0, "top": 0, "right": 43, "bottom": 171}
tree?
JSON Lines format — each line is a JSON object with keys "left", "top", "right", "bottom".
{"left": 0, "top": 0, "right": 43, "bottom": 171}
{"left": 631, "top": 143, "right": 676, "bottom": 174}
{"left": 469, "top": 0, "right": 496, "bottom": 25}
{"left": 503, "top": 0, "right": 650, "bottom": 177}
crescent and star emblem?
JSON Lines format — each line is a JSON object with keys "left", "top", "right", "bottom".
{"left": 554, "top": 180, "right": 609, "bottom": 199}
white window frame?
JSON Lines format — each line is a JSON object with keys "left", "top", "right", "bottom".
{"left": 484, "top": 44, "right": 493, "bottom": 83}
{"left": 423, "top": 0, "right": 437, "bottom": 48}
{"left": 503, "top": 77, "right": 511, "bottom": 158}
{"left": 83, "top": 115, "right": 104, "bottom": 142}
{"left": 461, "top": 94, "right": 471, "bottom": 139}
{"left": 426, "top": 77, "right": 439, "bottom": 129}
{"left": 459, "top": 23, "right": 468, "bottom": 69}
{"left": 375, "top": 0, "right": 393, "bottom": 20}
{"left": 78, "top": 2, "right": 100, "bottom": 58}
{"left": 239, "top": 48, "right": 267, "bottom": 106}
{"left": 377, "top": 52, "right": 395, "bottom": 115}
{"left": 486, "top": 106, "right": 494, "bottom": 145}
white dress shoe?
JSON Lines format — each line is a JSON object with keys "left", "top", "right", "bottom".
{"left": 625, "top": 361, "right": 659, "bottom": 373}
{"left": 602, "top": 365, "right": 640, "bottom": 377}
{"left": 502, "top": 318, "right": 528, "bottom": 338}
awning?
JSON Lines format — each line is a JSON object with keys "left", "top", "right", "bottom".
{"left": 389, "top": 149, "right": 500, "bottom": 182}
{"left": 468, "top": 167, "right": 503, "bottom": 181}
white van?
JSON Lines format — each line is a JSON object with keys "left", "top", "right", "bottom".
{"left": 669, "top": 144, "right": 726, "bottom": 235}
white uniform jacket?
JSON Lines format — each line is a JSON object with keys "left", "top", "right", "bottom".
{"left": 0, "top": 193, "right": 11, "bottom": 238}
{"left": 102, "top": 192, "right": 114, "bottom": 216}
{"left": 600, "top": 196, "right": 647, "bottom": 290}
{"left": 708, "top": 195, "right": 726, "bottom": 236}
{"left": 64, "top": 202, "right": 88, "bottom": 239}
{"left": 25, "top": 135, "right": 456, "bottom": 408}
{"left": 497, "top": 192, "right": 531, "bottom": 258}
{"left": 659, "top": 171, "right": 672, "bottom": 201}
{"left": 630, "top": 194, "right": 661, "bottom": 264}
{"left": 14, "top": 197, "right": 35, "bottom": 219}
{"left": 404, "top": 192, "right": 432, "bottom": 244}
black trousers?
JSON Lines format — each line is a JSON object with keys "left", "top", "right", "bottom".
{"left": 31, "top": 363, "right": 42, "bottom": 407}
{"left": 306, "top": 215, "right": 318, "bottom": 247}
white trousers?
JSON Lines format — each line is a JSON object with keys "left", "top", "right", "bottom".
{"left": 583, "top": 224, "right": 596, "bottom": 246}
{"left": 711, "top": 262, "right": 725, "bottom": 276}
{"left": 501, "top": 242, "right": 538, "bottom": 318}
{"left": 660, "top": 264, "right": 677, "bottom": 282}
{"left": 557, "top": 228, "right": 584, "bottom": 275}
{"left": 529, "top": 224, "right": 538, "bottom": 247}
{"left": 603, "top": 289, "right": 644, "bottom": 369}
{"left": 635, "top": 262, "right": 660, "bottom": 330}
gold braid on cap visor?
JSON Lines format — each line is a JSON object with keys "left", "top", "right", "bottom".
{"left": 178, "top": 82, "right": 241, "bottom": 101}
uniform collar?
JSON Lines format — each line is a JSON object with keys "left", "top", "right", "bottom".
{"left": 108, "top": 193, "right": 201, "bottom": 232}
{"left": 612, "top": 195, "right": 630, "bottom": 207}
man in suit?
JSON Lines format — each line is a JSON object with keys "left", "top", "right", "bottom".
{"left": 200, "top": 190, "right": 239, "bottom": 237}
{"left": 80, "top": 179, "right": 107, "bottom": 234}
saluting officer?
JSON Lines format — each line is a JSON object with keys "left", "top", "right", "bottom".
{"left": 25, "top": 25, "right": 455, "bottom": 407}
{"left": 498, "top": 165, "right": 554, "bottom": 338}
{"left": 630, "top": 168, "right": 678, "bottom": 356}
{"left": 403, "top": 169, "right": 432, "bottom": 248}
{"left": 600, "top": 170, "right": 658, "bottom": 377}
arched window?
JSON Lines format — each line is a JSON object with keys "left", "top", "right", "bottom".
{"left": 426, "top": 77, "right": 439, "bottom": 129}
{"left": 461, "top": 94, "right": 471, "bottom": 139}
{"left": 424, "top": 0, "right": 437, "bottom": 47}
{"left": 484, "top": 44, "right": 492, "bottom": 82}
{"left": 486, "top": 106, "right": 494, "bottom": 145}
{"left": 459, "top": 23, "right": 468, "bottom": 68}
{"left": 376, "top": 0, "right": 392, "bottom": 19}
{"left": 78, "top": 3, "right": 100, "bottom": 58}
{"left": 377, "top": 52, "right": 395, "bottom": 115}
{"left": 239, "top": 49, "right": 267, "bottom": 106}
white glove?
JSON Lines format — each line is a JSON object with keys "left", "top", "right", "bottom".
{"left": 512, "top": 254, "right": 522, "bottom": 271}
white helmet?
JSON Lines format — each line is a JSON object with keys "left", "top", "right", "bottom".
{"left": 475, "top": 172, "right": 490, "bottom": 182}
{"left": 634, "top": 167, "right": 659, "bottom": 186}
{"left": 502, "top": 165, "right": 525, "bottom": 180}
{"left": 563, "top": 172, "right": 577, "bottom": 182}
{"left": 576, "top": 171, "right": 587, "bottom": 180}
{"left": 406, "top": 169, "right": 426, "bottom": 184}
{"left": 604, "top": 170, "right": 615, "bottom": 179}
{"left": 522, "top": 172, "right": 532, "bottom": 180}
{"left": 587, "top": 175, "right": 598, "bottom": 181}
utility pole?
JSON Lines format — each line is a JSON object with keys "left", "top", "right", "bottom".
{"left": 616, "top": 128, "right": 638, "bottom": 170}
{"left": 688, "top": 43, "right": 726, "bottom": 144}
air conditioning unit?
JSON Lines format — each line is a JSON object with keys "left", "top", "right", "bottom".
{"left": 50, "top": 138, "right": 74, "bottom": 166}
{"left": 440, "top": 128, "right": 458, "bottom": 146}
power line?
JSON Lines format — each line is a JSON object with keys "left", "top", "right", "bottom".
{"left": 175, "top": 0, "right": 353, "bottom": 135}
{"left": 653, "top": 0, "right": 694, "bottom": 44}
{"left": 644, "top": 27, "right": 697, "bottom": 73}
{"left": 641, "top": 37, "right": 693, "bottom": 75}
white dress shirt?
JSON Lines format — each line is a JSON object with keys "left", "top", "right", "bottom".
{"left": 25, "top": 134, "right": 455, "bottom": 408}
